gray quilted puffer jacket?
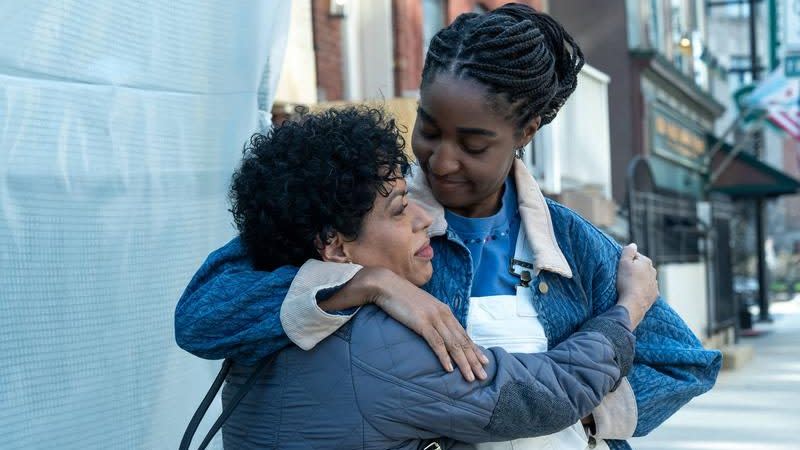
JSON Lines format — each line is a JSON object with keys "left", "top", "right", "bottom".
{"left": 221, "top": 304, "right": 635, "bottom": 449}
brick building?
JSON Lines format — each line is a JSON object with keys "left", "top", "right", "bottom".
{"left": 303, "top": 0, "right": 544, "bottom": 103}
{"left": 275, "top": 0, "right": 618, "bottom": 232}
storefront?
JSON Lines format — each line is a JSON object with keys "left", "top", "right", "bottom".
{"left": 707, "top": 137, "right": 800, "bottom": 334}
{"left": 624, "top": 51, "right": 725, "bottom": 339}
{"left": 628, "top": 51, "right": 725, "bottom": 265}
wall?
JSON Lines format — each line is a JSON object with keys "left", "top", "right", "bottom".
{"left": 779, "top": 138, "right": 800, "bottom": 250}
{"left": 393, "top": 0, "right": 543, "bottom": 98}
{"left": 0, "top": 1, "right": 291, "bottom": 447}
{"left": 531, "top": 65, "right": 615, "bottom": 226}
{"left": 393, "top": 0, "right": 424, "bottom": 97}
{"left": 275, "top": 0, "right": 317, "bottom": 105}
{"left": 557, "top": 65, "right": 613, "bottom": 197}
{"left": 342, "top": 0, "right": 395, "bottom": 100}
{"left": 549, "top": 0, "right": 638, "bottom": 205}
{"left": 315, "top": 0, "right": 546, "bottom": 100}
{"left": 312, "top": 0, "right": 345, "bottom": 101}
{"left": 446, "top": 0, "right": 543, "bottom": 21}
{"left": 659, "top": 262, "right": 710, "bottom": 339}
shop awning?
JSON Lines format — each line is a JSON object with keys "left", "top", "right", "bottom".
{"left": 706, "top": 135, "right": 800, "bottom": 198}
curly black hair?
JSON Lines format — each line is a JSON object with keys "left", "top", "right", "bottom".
{"left": 230, "top": 106, "right": 410, "bottom": 271}
{"left": 421, "top": 3, "right": 584, "bottom": 129}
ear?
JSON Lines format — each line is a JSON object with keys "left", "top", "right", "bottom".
{"left": 517, "top": 115, "right": 542, "bottom": 148}
{"left": 318, "top": 233, "right": 352, "bottom": 263}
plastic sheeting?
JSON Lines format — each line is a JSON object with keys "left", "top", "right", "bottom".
{"left": 0, "top": 1, "right": 290, "bottom": 448}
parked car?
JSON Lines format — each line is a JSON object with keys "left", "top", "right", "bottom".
{"left": 733, "top": 276, "right": 758, "bottom": 307}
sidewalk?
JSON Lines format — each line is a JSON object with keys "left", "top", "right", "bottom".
{"left": 630, "top": 294, "right": 800, "bottom": 450}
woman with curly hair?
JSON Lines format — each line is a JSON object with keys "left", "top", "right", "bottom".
{"left": 185, "top": 106, "right": 656, "bottom": 449}
{"left": 177, "top": 4, "right": 721, "bottom": 450}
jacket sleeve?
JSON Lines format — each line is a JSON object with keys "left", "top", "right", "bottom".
{"left": 561, "top": 205, "right": 723, "bottom": 439}
{"left": 624, "top": 297, "right": 721, "bottom": 437}
{"left": 280, "top": 259, "right": 364, "bottom": 350}
{"left": 351, "top": 305, "right": 636, "bottom": 443}
{"left": 174, "top": 238, "right": 362, "bottom": 364}
{"left": 174, "top": 238, "right": 294, "bottom": 365}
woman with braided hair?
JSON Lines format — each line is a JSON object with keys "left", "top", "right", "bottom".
{"left": 175, "top": 3, "right": 721, "bottom": 450}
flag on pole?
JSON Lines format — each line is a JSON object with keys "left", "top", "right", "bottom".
{"left": 745, "top": 67, "right": 800, "bottom": 140}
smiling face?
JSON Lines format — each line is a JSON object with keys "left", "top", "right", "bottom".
{"left": 412, "top": 74, "right": 539, "bottom": 218}
{"left": 334, "top": 178, "right": 435, "bottom": 287}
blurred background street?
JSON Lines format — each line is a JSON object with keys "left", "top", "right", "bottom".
{"left": 633, "top": 294, "right": 800, "bottom": 450}
{"left": 1, "top": 0, "right": 799, "bottom": 448}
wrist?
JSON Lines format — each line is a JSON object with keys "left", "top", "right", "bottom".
{"left": 349, "top": 266, "right": 392, "bottom": 304}
{"left": 317, "top": 265, "right": 384, "bottom": 312}
{"left": 616, "top": 297, "right": 643, "bottom": 328}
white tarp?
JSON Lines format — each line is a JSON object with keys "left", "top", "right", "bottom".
{"left": 0, "top": 1, "right": 290, "bottom": 448}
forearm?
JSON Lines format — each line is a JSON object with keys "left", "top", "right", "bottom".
{"left": 479, "top": 314, "right": 634, "bottom": 441}
{"left": 584, "top": 377, "right": 637, "bottom": 440}
{"left": 316, "top": 266, "right": 396, "bottom": 312}
{"left": 355, "top": 305, "right": 636, "bottom": 443}
{"left": 280, "top": 260, "right": 371, "bottom": 349}
{"left": 585, "top": 300, "right": 637, "bottom": 439}
{"left": 175, "top": 264, "right": 298, "bottom": 365}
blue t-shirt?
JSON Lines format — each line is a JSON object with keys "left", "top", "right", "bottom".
{"left": 445, "top": 178, "right": 521, "bottom": 297}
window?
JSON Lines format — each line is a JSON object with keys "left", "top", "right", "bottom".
{"left": 473, "top": 3, "right": 488, "bottom": 14}
{"left": 728, "top": 54, "right": 753, "bottom": 87}
{"left": 422, "top": 0, "right": 446, "bottom": 60}
{"left": 524, "top": 139, "right": 536, "bottom": 173}
{"left": 722, "top": 0, "right": 748, "bottom": 19}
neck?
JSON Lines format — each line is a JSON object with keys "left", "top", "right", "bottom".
{"left": 448, "top": 183, "right": 505, "bottom": 218}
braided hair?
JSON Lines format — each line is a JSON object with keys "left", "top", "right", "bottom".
{"left": 421, "top": 3, "right": 584, "bottom": 129}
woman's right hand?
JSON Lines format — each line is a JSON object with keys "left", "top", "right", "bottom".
{"left": 341, "top": 267, "right": 490, "bottom": 382}
{"left": 615, "top": 243, "right": 659, "bottom": 329}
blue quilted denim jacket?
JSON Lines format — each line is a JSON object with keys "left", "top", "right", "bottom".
{"left": 175, "top": 162, "right": 722, "bottom": 450}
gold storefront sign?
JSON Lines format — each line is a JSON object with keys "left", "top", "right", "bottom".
{"left": 652, "top": 106, "right": 707, "bottom": 170}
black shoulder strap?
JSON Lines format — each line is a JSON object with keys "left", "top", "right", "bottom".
{"left": 422, "top": 440, "right": 445, "bottom": 450}
{"left": 179, "top": 356, "right": 274, "bottom": 450}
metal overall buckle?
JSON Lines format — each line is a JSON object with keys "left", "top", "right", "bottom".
{"left": 423, "top": 442, "right": 443, "bottom": 450}
{"left": 509, "top": 257, "right": 534, "bottom": 287}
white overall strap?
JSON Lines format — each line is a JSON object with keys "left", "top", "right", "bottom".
{"left": 474, "top": 225, "right": 609, "bottom": 450}
{"left": 467, "top": 223, "right": 546, "bottom": 353}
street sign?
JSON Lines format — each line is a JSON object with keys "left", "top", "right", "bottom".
{"left": 787, "top": 53, "right": 800, "bottom": 78}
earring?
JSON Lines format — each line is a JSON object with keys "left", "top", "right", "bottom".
{"left": 514, "top": 147, "right": 525, "bottom": 159}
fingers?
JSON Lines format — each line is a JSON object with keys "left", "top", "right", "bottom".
{"left": 437, "top": 320, "right": 487, "bottom": 382}
{"left": 459, "top": 336, "right": 488, "bottom": 381}
{"left": 442, "top": 312, "right": 488, "bottom": 367}
{"left": 422, "top": 319, "right": 484, "bottom": 382}
{"left": 475, "top": 342, "right": 490, "bottom": 364}
{"left": 635, "top": 252, "right": 653, "bottom": 266}
{"left": 621, "top": 243, "right": 638, "bottom": 260}
{"left": 440, "top": 325, "right": 473, "bottom": 381}
{"left": 444, "top": 314, "right": 489, "bottom": 377}
{"left": 397, "top": 295, "right": 489, "bottom": 382}
{"left": 622, "top": 243, "right": 655, "bottom": 266}
{"left": 422, "top": 328, "right": 456, "bottom": 375}
{"left": 465, "top": 347, "right": 488, "bottom": 381}
{"left": 435, "top": 304, "right": 488, "bottom": 382}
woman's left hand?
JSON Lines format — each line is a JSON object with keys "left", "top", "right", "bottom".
{"left": 364, "top": 267, "right": 491, "bottom": 382}
{"left": 319, "top": 266, "right": 490, "bottom": 381}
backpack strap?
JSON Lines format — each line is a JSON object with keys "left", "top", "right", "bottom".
{"left": 179, "top": 356, "right": 274, "bottom": 450}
